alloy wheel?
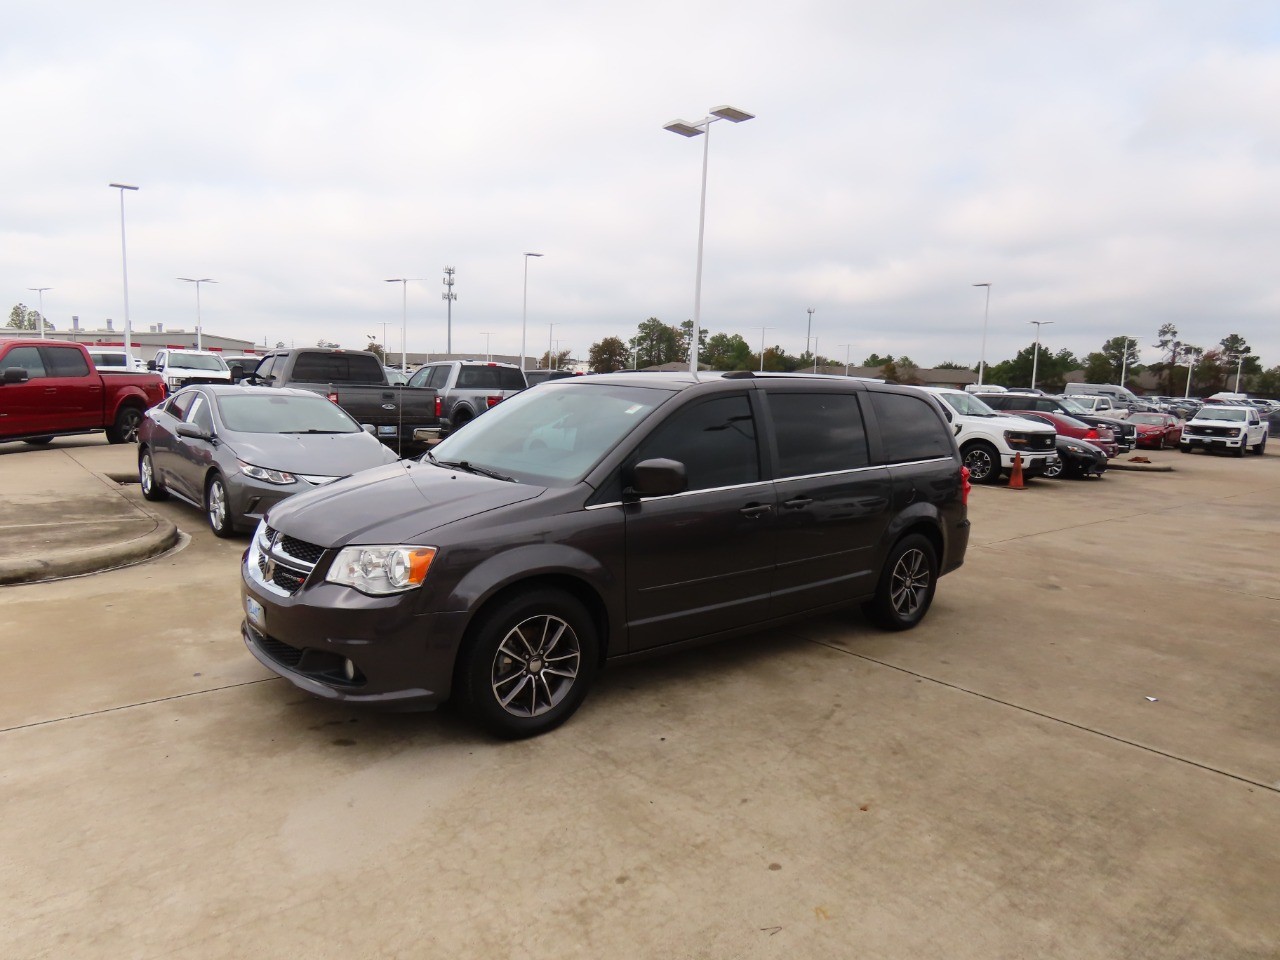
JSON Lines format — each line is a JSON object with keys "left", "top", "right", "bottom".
{"left": 889, "top": 548, "right": 931, "bottom": 619}
{"left": 490, "top": 614, "right": 582, "bottom": 718}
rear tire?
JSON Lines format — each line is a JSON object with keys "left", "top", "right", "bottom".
{"left": 1252, "top": 436, "right": 1266, "bottom": 455}
{"left": 106, "top": 404, "right": 143, "bottom": 444}
{"left": 457, "top": 588, "right": 598, "bottom": 739}
{"left": 139, "top": 448, "right": 169, "bottom": 501}
{"left": 863, "top": 534, "right": 939, "bottom": 632}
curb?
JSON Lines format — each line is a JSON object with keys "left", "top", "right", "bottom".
{"left": 0, "top": 518, "right": 180, "bottom": 586}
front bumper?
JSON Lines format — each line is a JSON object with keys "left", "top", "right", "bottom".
{"left": 1002, "top": 452, "right": 1056, "bottom": 477}
{"left": 240, "top": 536, "right": 469, "bottom": 709}
{"left": 1180, "top": 434, "right": 1245, "bottom": 450}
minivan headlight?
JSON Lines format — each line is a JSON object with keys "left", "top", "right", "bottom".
{"left": 326, "top": 545, "right": 437, "bottom": 595}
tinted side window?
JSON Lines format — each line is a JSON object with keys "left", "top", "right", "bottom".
{"left": 44, "top": 347, "right": 91, "bottom": 378}
{"left": 4, "top": 347, "right": 46, "bottom": 377}
{"left": 636, "top": 395, "right": 759, "bottom": 491}
{"left": 166, "top": 391, "right": 197, "bottom": 420}
{"left": 254, "top": 356, "right": 276, "bottom": 379}
{"left": 291, "top": 353, "right": 383, "bottom": 383}
{"left": 428, "top": 365, "right": 451, "bottom": 390}
{"left": 769, "top": 393, "right": 869, "bottom": 477}
{"left": 870, "top": 392, "right": 954, "bottom": 464}
{"left": 498, "top": 368, "right": 526, "bottom": 390}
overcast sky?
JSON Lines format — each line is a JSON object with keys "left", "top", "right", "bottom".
{"left": 4, "top": 1, "right": 1279, "bottom": 370}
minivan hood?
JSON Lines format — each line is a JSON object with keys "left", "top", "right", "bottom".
{"left": 263, "top": 460, "right": 545, "bottom": 547}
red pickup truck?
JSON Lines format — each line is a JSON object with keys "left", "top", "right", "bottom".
{"left": 0, "top": 339, "right": 167, "bottom": 445}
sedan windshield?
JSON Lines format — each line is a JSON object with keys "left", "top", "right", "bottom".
{"left": 216, "top": 394, "right": 361, "bottom": 434}
{"left": 1196, "top": 408, "right": 1248, "bottom": 422}
{"left": 1128, "top": 413, "right": 1167, "bottom": 425}
{"left": 424, "top": 381, "right": 675, "bottom": 485}
{"left": 169, "top": 354, "right": 228, "bottom": 371}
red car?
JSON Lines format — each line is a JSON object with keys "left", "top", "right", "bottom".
{"left": 1129, "top": 412, "right": 1183, "bottom": 449}
{"left": 1011, "top": 410, "right": 1119, "bottom": 458}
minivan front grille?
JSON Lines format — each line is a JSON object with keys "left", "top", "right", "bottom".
{"left": 254, "top": 525, "right": 325, "bottom": 596}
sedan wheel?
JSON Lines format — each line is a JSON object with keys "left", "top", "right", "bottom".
{"left": 139, "top": 449, "right": 169, "bottom": 502}
{"left": 459, "top": 589, "right": 598, "bottom": 739}
{"left": 1044, "top": 456, "right": 1065, "bottom": 479}
{"left": 205, "top": 474, "right": 235, "bottom": 538}
{"left": 863, "top": 534, "right": 938, "bottom": 632}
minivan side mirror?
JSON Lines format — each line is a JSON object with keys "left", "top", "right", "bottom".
{"left": 624, "top": 458, "right": 687, "bottom": 499}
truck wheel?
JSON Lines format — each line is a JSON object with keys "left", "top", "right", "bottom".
{"left": 962, "top": 442, "right": 1001, "bottom": 484}
{"left": 106, "top": 405, "right": 143, "bottom": 444}
{"left": 863, "top": 534, "right": 938, "bottom": 632}
{"left": 1252, "top": 436, "right": 1266, "bottom": 455}
{"left": 23, "top": 437, "right": 54, "bottom": 446}
{"left": 1233, "top": 442, "right": 1245, "bottom": 458}
{"left": 456, "top": 588, "right": 598, "bottom": 739}
{"left": 205, "top": 472, "right": 236, "bottom": 538}
{"left": 451, "top": 408, "right": 474, "bottom": 432}
{"left": 139, "top": 448, "right": 169, "bottom": 501}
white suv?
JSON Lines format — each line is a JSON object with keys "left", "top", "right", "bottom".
{"left": 920, "top": 387, "right": 1058, "bottom": 484}
{"left": 1179, "top": 405, "right": 1268, "bottom": 457}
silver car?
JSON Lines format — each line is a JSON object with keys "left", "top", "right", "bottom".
{"left": 137, "top": 385, "right": 402, "bottom": 537}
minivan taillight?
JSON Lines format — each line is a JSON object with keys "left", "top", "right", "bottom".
{"left": 960, "top": 466, "right": 971, "bottom": 506}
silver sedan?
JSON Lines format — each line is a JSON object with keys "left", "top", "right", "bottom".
{"left": 137, "top": 385, "right": 402, "bottom": 537}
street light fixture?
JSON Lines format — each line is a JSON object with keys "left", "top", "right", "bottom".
{"left": 1118, "top": 335, "right": 1136, "bottom": 389}
{"left": 109, "top": 183, "right": 139, "bottom": 367}
{"left": 442, "top": 266, "right": 457, "bottom": 354}
{"left": 27, "top": 287, "right": 50, "bottom": 339}
{"left": 1028, "top": 320, "right": 1054, "bottom": 391}
{"left": 664, "top": 104, "right": 756, "bottom": 375}
{"left": 973, "top": 283, "right": 992, "bottom": 386}
{"left": 521, "top": 253, "right": 543, "bottom": 372}
{"left": 805, "top": 307, "right": 815, "bottom": 360}
{"left": 177, "top": 278, "right": 216, "bottom": 350}
{"left": 385, "top": 278, "right": 424, "bottom": 372}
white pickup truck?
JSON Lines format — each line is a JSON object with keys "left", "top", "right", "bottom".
{"left": 921, "top": 387, "right": 1059, "bottom": 484}
{"left": 1179, "top": 405, "right": 1268, "bottom": 457}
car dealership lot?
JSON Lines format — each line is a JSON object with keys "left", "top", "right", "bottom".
{"left": 1, "top": 440, "right": 1277, "bottom": 959}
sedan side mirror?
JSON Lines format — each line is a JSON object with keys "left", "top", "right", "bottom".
{"left": 624, "top": 458, "right": 687, "bottom": 499}
{"left": 175, "top": 422, "right": 213, "bottom": 442}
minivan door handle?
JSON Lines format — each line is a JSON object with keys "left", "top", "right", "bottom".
{"left": 739, "top": 503, "right": 773, "bottom": 518}
{"left": 781, "top": 497, "right": 813, "bottom": 510}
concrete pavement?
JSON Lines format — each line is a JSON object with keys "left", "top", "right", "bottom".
{"left": 0, "top": 436, "right": 179, "bottom": 585}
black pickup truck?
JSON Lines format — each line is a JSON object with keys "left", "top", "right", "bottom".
{"left": 244, "top": 348, "right": 440, "bottom": 455}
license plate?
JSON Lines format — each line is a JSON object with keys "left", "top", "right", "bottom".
{"left": 245, "top": 596, "right": 265, "bottom": 629}
{"left": 378, "top": 425, "right": 397, "bottom": 436}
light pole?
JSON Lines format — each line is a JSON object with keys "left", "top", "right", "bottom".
{"left": 442, "top": 266, "right": 457, "bottom": 354}
{"left": 385, "top": 278, "right": 423, "bottom": 372}
{"left": 806, "top": 307, "right": 815, "bottom": 360}
{"left": 973, "top": 282, "right": 992, "bottom": 385}
{"left": 521, "top": 253, "right": 543, "bottom": 372}
{"left": 109, "top": 183, "right": 139, "bottom": 367}
{"left": 27, "top": 288, "right": 50, "bottom": 339}
{"left": 1118, "top": 335, "right": 1136, "bottom": 388}
{"left": 1028, "top": 320, "right": 1054, "bottom": 390}
{"left": 177, "top": 278, "right": 216, "bottom": 350}
{"left": 838, "top": 343, "right": 852, "bottom": 377}
{"left": 547, "top": 323, "right": 559, "bottom": 370}
{"left": 812, "top": 337, "right": 819, "bottom": 374}
{"left": 479, "top": 331, "right": 492, "bottom": 362}
{"left": 1230, "top": 353, "right": 1245, "bottom": 393}
{"left": 663, "top": 104, "right": 756, "bottom": 375}
{"left": 754, "top": 326, "right": 774, "bottom": 372}
{"left": 378, "top": 320, "right": 391, "bottom": 359}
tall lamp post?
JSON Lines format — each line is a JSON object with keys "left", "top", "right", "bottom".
{"left": 811, "top": 337, "right": 819, "bottom": 374}
{"left": 973, "top": 282, "right": 992, "bottom": 385}
{"left": 442, "top": 266, "right": 457, "bottom": 354}
{"left": 838, "top": 343, "right": 852, "bottom": 377}
{"left": 27, "top": 287, "right": 51, "bottom": 339}
{"left": 1118, "top": 335, "right": 1136, "bottom": 389}
{"left": 546, "top": 322, "right": 559, "bottom": 370}
{"left": 663, "top": 104, "right": 756, "bottom": 375}
{"left": 385, "top": 278, "right": 424, "bottom": 372}
{"left": 805, "top": 307, "right": 815, "bottom": 359}
{"left": 177, "top": 278, "right": 216, "bottom": 350}
{"left": 521, "top": 253, "right": 543, "bottom": 372}
{"left": 1028, "top": 320, "right": 1054, "bottom": 390}
{"left": 754, "top": 326, "right": 774, "bottom": 372}
{"left": 479, "top": 331, "right": 492, "bottom": 362}
{"left": 1230, "top": 353, "right": 1245, "bottom": 393}
{"left": 109, "top": 183, "right": 139, "bottom": 367}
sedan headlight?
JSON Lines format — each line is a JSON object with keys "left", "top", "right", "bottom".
{"left": 238, "top": 461, "right": 297, "bottom": 485}
{"left": 326, "top": 545, "right": 437, "bottom": 595}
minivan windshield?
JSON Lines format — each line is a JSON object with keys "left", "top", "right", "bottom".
{"left": 423, "top": 381, "right": 675, "bottom": 485}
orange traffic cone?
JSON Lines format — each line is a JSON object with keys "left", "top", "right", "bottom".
{"left": 1008, "top": 453, "right": 1025, "bottom": 490}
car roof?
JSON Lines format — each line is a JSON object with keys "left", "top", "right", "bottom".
{"left": 176, "top": 384, "right": 320, "bottom": 399}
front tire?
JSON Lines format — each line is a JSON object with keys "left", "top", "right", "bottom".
{"left": 139, "top": 448, "right": 169, "bottom": 501}
{"left": 1044, "top": 455, "right": 1065, "bottom": 479}
{"left": 962, "top": 442, "right": 1002, "bottom": 485}
{"left": 205, "top": 473, "right": 235, "bottom": 538}
{"left": 106, "top": 404, "right": 143, "bottom": 444}
{"left": 863, "top": 534, "right": 939, "bottom": 632}
{"left": 457, "top": 589, "right": 598, "bottom": 739}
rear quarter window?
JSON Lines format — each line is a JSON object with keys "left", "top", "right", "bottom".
{"left": 869, "top": 392, "right": 954, "bottom": 464}
{"left": 291, "top": 353, "right": 384, "bottom": 383}
{"left": 44, "top": 347, "right": 91, "bottom": 378}
{"left": 768, "top": 392, "right": 870, "bottom": 476}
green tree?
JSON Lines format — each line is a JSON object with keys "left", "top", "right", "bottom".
{"left": 986, "top": 344, "right": 1077, "bottom": 391}
{"left": 629, "top": 318, "right": 681, "bottom": 367}
{"left": 588, "top": 336, "right": 630, "bottom": 373}
{"left": 758, "top": 345, "right": 799, "bottom": 372}
{"left": 862, "top": 352, "right": 893, "bottom": 367}
{"left": 1154, "top": 323, "right": 1180, "bottom": 364}
{"left": 1082, "top": 352, "right": 1113, "bottom": 383}
{"left": 678, "top": 320, "right": 709, "bottom": 366}
{"left": 704, "top": 333, "right": 753, "bottom": 370}
{"left": 1219, "top": 333, "right": 1262, "bottom": 385}
{"left": 7, "top": 303, "right": 51, "bottom": 331}
{"left": 1100, "top": 337, "right": 1141, "bottom": 383}
{"left": 934, "top": 361, "right": 969, "bottom": 370}
{"left": 1253, "top": 365, "right": 1280, "bottom": 396}
{"left": 538, "top": 348, "right": 572, "bottom": 370}
{"left": 364, "top": 341, "right": 385, "bottom": 361}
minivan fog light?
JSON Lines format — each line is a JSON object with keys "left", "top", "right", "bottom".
{"left": 326, "top": 545, "right": 437, "bottom": 595}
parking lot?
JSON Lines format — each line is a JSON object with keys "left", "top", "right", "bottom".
{"left": 2, "top": 438, "right": 1277, "bottom": 959}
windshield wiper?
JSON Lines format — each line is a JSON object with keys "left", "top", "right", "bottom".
{"left": 432, "top": 457, "right": 516, "bottom": 482}
{"left": 283, "top": 429, "right": 346, "bottom": 434}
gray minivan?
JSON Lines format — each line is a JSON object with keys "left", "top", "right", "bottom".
{"left": 241, "top": 372, "right": 971, "bottom": 738}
